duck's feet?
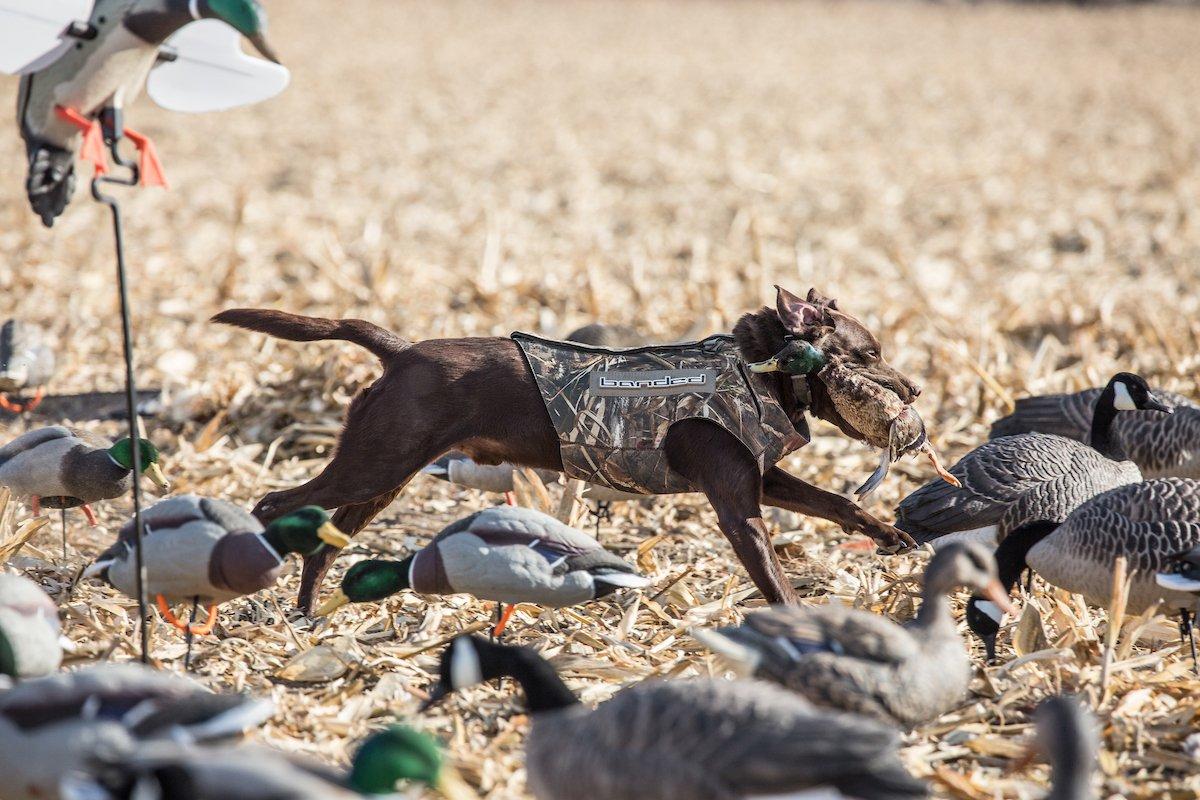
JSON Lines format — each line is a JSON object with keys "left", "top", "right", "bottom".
{"left": 31, "top": 495, "right": 41, "bottom": 517}
{"left": 491, "top": 603, "right": 517, "bottom": 639}
{"left": 81, "top": 504, "right": 98, "bottom": 527}
{"left": 122, "top": 128, "right": 169, "bottom": 189}
{"left": 54, "top": 106, "right": 108, "bottom": 176}
{"left": 156, "top": 595, "right": 219, "bottom": 636}
{"left": 504, "top": 491, "right": 516, "bottom": 506}
{"left": 0, "top": 387, "right": 44, "bottom": 414}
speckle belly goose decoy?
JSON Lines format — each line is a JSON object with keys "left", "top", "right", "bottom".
{"left": 693, "top": 542, "right": 1014, "bottom": 728}
{"left": 318, "top": 506, "right": 649, "bottom": 637}
{"left": 991, "top": 384, "right": 1200, "bottom": 479}
{"left": 967, "top": 478, "right": 1200, "bottom": 665}
{"left": 896, "top": 373, "right": 1167, "bottom": 548}
{"left": 84, "top": 495, "right": 349, "bottom": 636}
{"left": 0, "top": 320, "right": 55, "bottom": 414}
{"left": 0, "top": 572, "right": 62, "bottom": 679}
{"left": 423, "top": 635, "right": 928, "bottom": 800}
{"left": 66, "top": 725, "right": 474, "bottom": 800}
{"left": 0, "top": 662, "right": 274, "bottom": 800}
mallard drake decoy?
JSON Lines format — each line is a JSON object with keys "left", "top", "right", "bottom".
{"left": 0, "top": 320, "right": 55, "bottom": 414}
{"left": 84, "top": 495, "right": 349, "bottom": 635}
{"left": 1010, "top": 696, "right": 1098, "bottom": 800}
{"left": 991, "top": 383, "right": 1200, "bottom": 480}
{"left": 692, "top": 542, "right": 1014, "bottom": 728}
{"left": 422, "top": 635, "right": 927, "bottom": 800}
{"left": 318, "top": 506, "right": 649, "bottom": 636}
{"left": 0, "top": 662, "right": 274, "bottom": 800}
{"left": 967, "top": 478, "right": 1200, "bottom": 665}
{"left": 3, "top": 0, "right": 286, "bottom": 226}
{"left": 0, "top": 572, "right": 62, "bottom": 679}
{"left": 67, "top": 725, "right": 474, "bottom": 800}
{"left": 0, "top": 426, "right": 170, "bottom": 557}
{"left": 895, "top": 373, "right": 1168, "bottom": 549}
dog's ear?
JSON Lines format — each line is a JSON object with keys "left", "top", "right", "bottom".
{"left": 776, "top": 285, "right": 832, "bottom": 335}
{"left": 806, "top": 288, "right": 839, "bottom": 311}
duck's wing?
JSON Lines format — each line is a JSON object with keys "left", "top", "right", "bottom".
{"left": 147, "top": 20, "right": 289, "bottom": 113}
{"left": 0, "top": 426, "right": 74, "bottom": 467}
{"left": 0, "top": 0, "right": 94, "bottom": 75}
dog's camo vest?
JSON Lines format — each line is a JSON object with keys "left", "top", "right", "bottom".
{"left": 512, "top": 332, "right": 809, "bottom": 495}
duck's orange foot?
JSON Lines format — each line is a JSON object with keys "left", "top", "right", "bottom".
{"left": 81, "top": 504, "right": 98, "bottom": 526}
{"left": 0, "top": 387, "right": 44, "bottom": 414}
{"left": 156, "top": 595, "right": 219, "bottom": 636}
{"left": 123, "top": 128, "right": 169, "bottom": 189}
{"left": 54, "top": 106, "right": 108, "bottom": 176}
{"left": 492, "top": 603, "right": 517, "bottom": 638}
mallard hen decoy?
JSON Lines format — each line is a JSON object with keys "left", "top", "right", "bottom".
{"left": 895, "top": 373, "right": 1167, "bottom": 548}
{"left": 967, "top": 478, "right": 1200, "bottom": 665}
{"left": 318, "top": 506, "right": 649, "bottom": 636}
{"left": 991, "top": 384, "right": 1200, "bottom": 480}
{"left": 67, "top": 725, "right": 474, "bottom": 800}
{"left": 0, "top": 320, "right": 55, "bottom": 413}
{"left": 423, "top": 635, "right": 928, "bottom": 800}
{"left": 0, "top": 573, "right": 62, "bottom": 679}
{"left": 0, "top": 662, "right": 274, "bottom": 800}
{"left": 692, "top": 542, "right": 1014, "bottom": 728}
{"left": 84, "top": 495, "right": 349, "bottom": 635}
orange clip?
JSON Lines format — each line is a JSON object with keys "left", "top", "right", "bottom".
{"left": 54, "top": 106, "right": 108, "bottom": 176}
{"left": 123, "top": 127, "right": 169, "bottom": 189}
{"left": 0, "top": 387, "right": 43, "bottom": 414}
{"left": 156, "top": 595, "right": 218, "bottom": 636}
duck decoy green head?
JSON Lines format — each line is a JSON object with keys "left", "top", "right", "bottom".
{"left": 748, "top": 338, "right": 827, "bottom": 375}
{"left": 316, "top": 558, "right": 413, "bottom": 616}
{"left": 108, "top": 438, "right": 171, "bottom": 492}
{"left": 349, "top": 726, "right": 468, "bottom": 797}
{"left": 201, "top": 0, "right": 281, "bottom": 63}
{"left": 264, "top": 506, "right": 350, "bottom": 556}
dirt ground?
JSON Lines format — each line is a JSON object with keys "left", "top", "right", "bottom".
{"left": 3, "top": 0, "right": 1200, "bottom": 797}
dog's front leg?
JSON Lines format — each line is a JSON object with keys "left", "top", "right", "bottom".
{"left": 761, "top": 466, "right": 916, "bottom": 550}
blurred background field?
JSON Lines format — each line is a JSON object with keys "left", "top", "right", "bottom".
{"left": 3, "top": 0, "right": 1200, "bottom": 797}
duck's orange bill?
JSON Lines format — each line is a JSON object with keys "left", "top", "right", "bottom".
{"left": 156, "top": 595, "right": 218, "bottom": 636}
{"left": 0, "top": 388, "right": 44, "bottom": 414}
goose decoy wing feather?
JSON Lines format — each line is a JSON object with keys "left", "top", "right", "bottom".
{"left": 1113, "top": 406, "right": 1200, "bottom": 479}
{"left": 989, "top": 387, "right": 1196, "bottom": 442}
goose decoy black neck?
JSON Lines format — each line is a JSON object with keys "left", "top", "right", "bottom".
{"left": 1032, "top": 696, "right": 1098, "bottom": 800}
{"left": 1089, "top": 373, "right": 1171, "bottom": 460}
{"left": 423, "top": 635, "right": 580, "bottom": 715}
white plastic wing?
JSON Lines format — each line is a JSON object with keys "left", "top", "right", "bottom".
{"left": 0, "top": 0, "right": 94, "bottom": 75}
{"left": 146, "top": 19, "right": 289, "bottom": 113}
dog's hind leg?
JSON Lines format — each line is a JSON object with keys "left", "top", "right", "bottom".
{"left": 297, "top": 488, "right": 403, "bottom": 613}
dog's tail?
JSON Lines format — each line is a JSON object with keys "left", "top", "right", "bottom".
{"left": 212, "top": 309, "right": 410, "bottom": 364}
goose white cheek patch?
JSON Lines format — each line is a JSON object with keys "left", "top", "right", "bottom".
{"left": 450, "top": 640, "right": 483, "bottom": 689}
{"left": 1155, "top": 573, "right": 1200, "bottom": 593}
{"left": 1113, "top": 381, "right": 1137, "bottom": 411}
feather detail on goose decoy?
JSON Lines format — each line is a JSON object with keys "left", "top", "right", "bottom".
{"left": 0, "top": 573, "right": 62, "bottom": 679}
{"left": 692, "top": 543, "right": 1014, "bottom": 728}
{"left": 0, "top": 320, "right": 55, "bottom": 413}
{"left": 0, "top": 663, "right": 273, "bottom": 800}
{"left": 895, "top": 373, "right": 1167, "bottom": 548}
{"left": 990, "top": 385, "right": 1200, "bottom": 479}
{"left": 423, "top": 635, "right": 928, "bottom": 800}
{"left": 318, "top": 506, "right": 649, "bottom": 636}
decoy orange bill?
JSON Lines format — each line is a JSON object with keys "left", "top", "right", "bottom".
{"left": 315, "top": 588, "right": 351, "bottom": 617}
{"left": 983, "top": 580, "right": 1018, "bottom": 617}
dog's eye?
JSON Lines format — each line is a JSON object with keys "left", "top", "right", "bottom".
{"left": 862, "top": 349, "right": 879, "bottom": 360}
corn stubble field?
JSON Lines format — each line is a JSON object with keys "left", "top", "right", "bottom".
{"left": 3, "top": 0, "right": 1200, "bottom": 796}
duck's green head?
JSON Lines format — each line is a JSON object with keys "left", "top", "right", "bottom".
{"left": 108, "top": 438, "right": 171, "bottom": 491}
{"left": 349, "top": 726, "right": 470, "bottom": 798}
{"left": 748, "top": 338, "right": 828, "bottom": 376}
{"left": 200, "top": 0, "right": 281, "bottom": 63}
{"left": 315, "top": 558, "right": 413, "bottom": 616}
{"left": 261, "top": 506, "right": 350, "bottom": 557}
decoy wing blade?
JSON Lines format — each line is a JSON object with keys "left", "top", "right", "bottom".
{"left": 147, "top": 20, "right": 289, "bottom": 113}
{"left": 0, "top": 0, "right": 94, "bottom": 75}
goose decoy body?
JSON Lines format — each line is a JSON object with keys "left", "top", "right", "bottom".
{"left": 991, "top": 384, "right": 1200, "bottom": 480}
{"left": 1010, "top": 696, "right": 1098, "bottom": 800}
{"left": 66, "top": 725, "right": 474, "bottom": 800}
{"left": 0, "top": 426, "right": 170, "bottom": 521}
{"left": 423, "top": 635, "right": 928, "bottom": 800}
{"left": 84, "top": 495, "right": 349, "bottom": 634}
{"left": 895, "top": 373, "right": 1167, "bottom": 549}
{"left": 4, "top": 0, "right": 286, "bottom": 226}
{"left": 318, "top": 506, "right": 649, "bottom": 636}
{"left": 0, "top": 572, "right": 62, "bottom": 679}
{"left": 0, "top": 320, "right": 55, "bottom": 413}
{"left": 0, "top": 662, "right": 274, "bottom": 800}
{"left": 693, "top": 542, "right": 1014, "bottom": 728}
{"left": 967, "top": 478, "right": 1200, "bottom": 664}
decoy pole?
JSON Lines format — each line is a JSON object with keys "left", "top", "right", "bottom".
{"left": 90, "top": 106, "right": 151, "bottom": 664}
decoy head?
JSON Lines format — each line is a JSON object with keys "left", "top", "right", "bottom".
{"left": 1009, "top": 696, "right": 1098, "bottom": 793}
{"left": 315, "top": 557, "right": 414, "bottom": 616}
{"left": 199, "top": 0, "right": 281, "bottom": 63}
{"left": 1105, "top": 372, "right": 1172, "bottom": 414}
{"left": 108, "top": 438, "right": 171, "bottom": 492}
{"left": 924, "top": 542, "right": 1017, "bottom": 615}
{"left": 965, "top": 596, "right": 1003, "bottom": 664}
{"left": 748, "top": 337, "right": 828, "bottom": 376}
{"left": 349, "top": 726, "right": 472, "bottom": 799}
{"left": 262, "top": 506, "right": 349, "bottom": 558}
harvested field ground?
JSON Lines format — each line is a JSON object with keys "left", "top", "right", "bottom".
{"left": 3, "top": 0, "right": 1200, "bottom": 796}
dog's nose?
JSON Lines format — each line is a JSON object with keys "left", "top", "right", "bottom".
{"left": 908, "top": 382, "right": 922, "bottom": 400}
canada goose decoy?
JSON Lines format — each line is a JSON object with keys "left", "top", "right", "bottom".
{"left": 0, "top": 573, "right": 62, "bottom": 679}
{"left": 0, "top": 320, "right": 55, "bottom": 414}
{"left": 896, "top": 373, "right": 1168, "bottom": 549}
{"left": 0, "top": 662, "right": 274, "bottom": 800}
{"left": 423, "top": 635, "right": 928, "bottom": 800}
{"left": 1009, "top": 696, "right": 1098, "bottom": 800}
{"left": 966, "top": 478, "right": 1200, "bottom": 666}
{"left": 318, "top": 506, "right": 649, "bottom": 637}
{"left": 693, "top": 542, "right": 1014, "bottom": 728}
{"left": 67, "top": 725, "right": 475, "bottom": 800}
{"left": 991, "top": 384, "right": 1200, "bottom": 480}
{"left": 84, "top": 495, "right": 349, "bottom": 640}
{"left": 2, "top": 0, "right": 287, "bottom": 226}
{"left": 0, "top": 426, "right": 170, "bottom": 557}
